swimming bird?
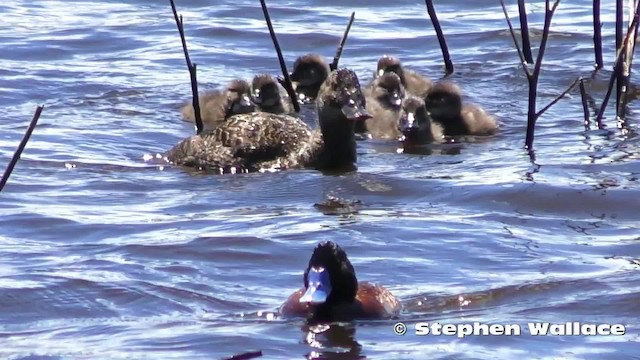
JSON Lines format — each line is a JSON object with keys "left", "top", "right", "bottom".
{"left": 398, "top": 95, "right": 444, "bottom": 146}
{"left": 180, "top": 79, "right": 255, "bottom": 130}
{"left": 289, "top": 54, "right": 331, "bottom": 103}
{"left": 165, "top": 68, "right": 370, "bottom": 174}
{"left": 251, "top": 74, "right": 295, "bottom": 115}
{"left": 375, "top": 55, "right": 432, "bottom": 99}
{"left": 280, "top": 241, "right": 401, "bottom": 322}
{"left": 424, "top": 81, "right": 498, "bottom": 136}
{"left": 361, "top": 72, "right": 406, "bottom": 138}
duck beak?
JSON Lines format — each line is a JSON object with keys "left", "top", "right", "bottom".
{"left": 391, "top": 91, "right": 402, "bottom": 107}
{"left": 399, "top": 112, "right": 418, "bottom": 132}
{"left": 377, "top": 69, "right": 385, "bottom": 77}
{"left": 252, "top": 90, "right": 262, "bottom": 105}
{"left": 341, "top": 103, "right": 372, "bottom": 122}
{"left": 300, "top": 267, "right": 332, "bottom": 305}
{"left": 240, "top": 94, "right": 253, "bottom": 108}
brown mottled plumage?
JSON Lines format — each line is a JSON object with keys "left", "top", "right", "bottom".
{"left": 375, "top": 55, "right": 432, "bottom": 99}
{"left": 181, "top": 79, "right": 255, "bottom": 130}
{"left": 361, "top": 72, "right": 406, "bottom": 137}
{"left": 290, "top": 54, "right": 331, "bottom": 103}
{"left": 425, "top": 81, "right": 498, "bottom": 136}
{"left": 251, "top": 74, "right": 294, "bottom": 115}
{"left": 280, "top": 241, "right": 401, "bottom": 322}
{"left": 165, "top": 68, "right": 370, "bottom": 174}
{"left": 398, "top": 95, "right": 444, "bottom": 146}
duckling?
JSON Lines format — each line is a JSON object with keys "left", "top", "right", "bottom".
{"left": 251, "top": 74, "right": 294, "bottom": 114}
{"left": 375, "top": 55, "right": 432, "bottom": 99}
{"left": 290, "top": 54, "right": 331, "bottom": 103}
{"left": 165, "top": 68, "right": 371, "bottom": 174}
{"left": 398, "top": 95, "right": 444, "bottom": 146}
{"left": 424, "top": 81, "right": 498, "bottom": 136}
{"left": 280, "top": 241, "right": 401, "bottom": 322}
{"left": 360, "top": 72, "right": 406, "bottom": 138}
{"left": 180, "top": 79, "right": 255, "bottom": 130}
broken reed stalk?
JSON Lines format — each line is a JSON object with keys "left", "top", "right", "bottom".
{"left": 616, "top": 0, "right": 624, "bottom": 112}
{"left": 258, "top": 0, "right": 300, "bottom": 113}
{"left": 222, "top": 350, "right": 263, "bottom": 360}
{"left": 595, "top": 0, "right": 640, "bottom": 127}
{"left": 535, "top": 77, "right": 581, "bottom": 118}
{"left": 0, "top": 105, "right": 44, "bottom": 192}
{"left": 579, "top": 79, "right": 591, "bottom": 130}
{"left": 424, "top": 0, "right": 454, "bottom": 75}
{"left": 617, "top": 0, "right": 640, "bottom": 124}
{"left": 169, "top": 0, "right": 204, "bottom": 135}
{"left": 517, "top": 0, "right": 534, "bottom": 64}
{"left": 330, "top": 11, "right": 356, "bottom": 71}
{"left": 501, "top": 0, "right": 561, "bottom": 150}
{"left": 593, "top": 0, "right": 604, "bottom": 69}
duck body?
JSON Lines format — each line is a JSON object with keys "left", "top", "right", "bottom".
{"left": 362, "top": 72, "right": 406, "bottom": 138}
{"left": 181, "top": 79, "right": 255, "bottom": 130}
{"left": 425, "top": 81, "right": 498, "bottom": 136}
{"left": 398, "top": 95, "right": 444, "bottom": 146}
{"left": 251, "top": 74, "right": 295, "bottom": 115}
{"left": 279, "top": 241, "right": 401, "bottom": 322}
{"left": 165, "top": 68, "right": 370, "bottom": 174}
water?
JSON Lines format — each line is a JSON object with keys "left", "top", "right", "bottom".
{"left": 1, "top": 0, "right": 639, "bottom": 359}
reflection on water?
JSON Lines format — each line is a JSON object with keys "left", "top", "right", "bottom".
{"left": 1, "top": 0, "right": 640, "bottom": 359}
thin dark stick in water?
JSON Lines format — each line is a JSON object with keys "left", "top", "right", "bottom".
{"left": 169, "top": 0, "right": 203, "bottom": 135}
{"left": 518, "top": 0, "right": 534, "bottom": 64}
{"left": 615, "top": 0, "right": 624, "bottom": 117}
{"left": 330, "top": 11, "right": 355, "bottom": 71}
{"left": 0, "top": 105, "right": 44, "bottom": 192}
{"left": 222, "top": 350, "right": 263, "bottom": 360}
{"left": 593, "top": 0, "right": 604, "bottom": 69}
{"left": 595, "top": 5, "right": 640, "bottom": 127}
{"left": 424, "top": 0, "right": 454, "bottom": 74}
{"left": 535, "top": 77, "right": 580, "bottom": 118}
{"left": 524, "top": 0, "right": 560, "bottom": 150}
{"left": 500, "top": 0, "right": 530, "bottom": 77}
{"left": 617, "top": 0, "right": 640, "bottom": 125}
{"left": 258, "top": 0, "right": 300, "bottom": 113}
{"left": 579, "top": 78, "right": 591, "bottom": 130}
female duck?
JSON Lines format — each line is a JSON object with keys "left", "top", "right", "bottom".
{"left": 290, "top": 54, "right": 331, "bottom": 102}
{"left": 165, "top": 68, "right": 370, "bottom": 173}
{"left": 181, "top": 79, "right": 255, "bottom": 130}
{"left": 361, "top": 72, "right": 406, "bottom": 137}
{"left": 251, "top": 74, "right": 295, "bottom": 115}
{"left": 375, "top": 55, "right": 432, "bottom": 99}
{"left": 424, "top": 81, "right": 498, "bottom": 136}
{"left": 280, "top": 241, "right": 401, "bottom": 322}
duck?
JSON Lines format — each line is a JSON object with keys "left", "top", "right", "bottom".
{"left": 424, "top": 81, "right": 498, "bottom": 136}
{"left": 289, "top": 54, "right": 331, "bottom": 103}
{"left": 360, "top": 72, "right": 406, "bottom": 138}
{"left": 164, "top": 68, "right": 371, "bottom": 174}
{"left": 279, "top": 241, "right": 401, "bottom": 322}
{"left": 180, "top": 79, "right": 255, "bottom": 130}
{"left": 251, "top": 74, "right": 295, "bottom": 115}
{"left": 375, "top": 55, "right": 432, "bottom": 99}
{"left": 398, "top": 95, "right": 444, "bottom": 146}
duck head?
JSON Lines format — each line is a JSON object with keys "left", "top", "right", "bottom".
{"left": 371, "top": 72, "right": 405, "bottom": 110}
{"left": 300, "top": 241, "right": 358, "bottom": 308}
{"left": 398, "top": 95, "right": 435, "bottom": 142}
{"left": 424, "top": 81, "right": 463, "bottom": 120}
{"left": 317, "top": 68, "right": 371, "bottom": 128}
{"left": 251, "top": 74, "right": 288, "bottom": 113}
{"left": 290, "top": 54, "right": 331, "bottom": 102}
{"left": 376, "top": 55, "right": 406, "bottom": 85}
{"left": 224, "top": 79, "right": 256, "bottom": 119}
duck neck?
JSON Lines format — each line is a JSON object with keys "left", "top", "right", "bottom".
{"left": 317, "top": 107, "right": 357, "bottom": 170}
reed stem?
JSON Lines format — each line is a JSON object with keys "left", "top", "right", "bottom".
{"left": 259, "top": 0, "right": 300, "bottom": 113}
{"left": 222, "top": 350, "right": 263, "bottom": 360}
{"left": 0, "top": 105, "right": 44, "bottom": 192}
{"left": 424, "top": 0, "right": 454, "bottom": 74}
{"left": 579, "top": 78, "right": 591, "bottom": 130}
{"left": 593, "top": 0, "right": 604, "bottom": 69}
{"left": 518, "top": 0, "right": 534, "bottom": 64}
{"left": 330, "top": 12, "right": 356, "bottom": 71}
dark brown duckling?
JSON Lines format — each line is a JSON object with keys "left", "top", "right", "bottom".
{"left": 181, "top": 79, "right": 256, "bottom": 130}
{"left": 251, "top": 74, "right": 294, "bottom": 115}
{"left": 361, "top": 72, "right": 406, "bottom": 138}
{"left": 376, "top": 55, "right": 432, "bottom": 99}
{"left": 165, "top": 68, "right": 371, "bottom": 174}
{"left": 398, "top": 95, "right": 444, "bottom": 146}
{"left": 424, "top": 81, "right": 498, "bottom": 136}
{"left": 290, "top": 54, "right": 331, "bottom": 103}
{"left": 280, "top": 241, "right": 401, "bottom": 322}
